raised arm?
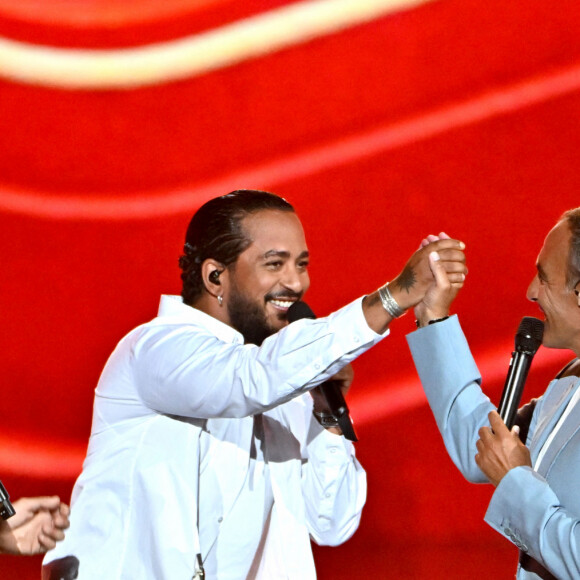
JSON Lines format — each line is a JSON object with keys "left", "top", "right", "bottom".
{"left": 363, "top": 236, "right": 466, "bottom": 334}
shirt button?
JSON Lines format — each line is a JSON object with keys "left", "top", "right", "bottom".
{"left": 314, "top": 363, "right": 321, "bottom": 370}
{"left": 353, "top": 336, "right": 360, "bottom": 343}
{"left": 325, "top": 492, "right": 331, "bottom": 498}
{"left": 218, "top": 517, "right": 223, "bottom": 523}
{"left": 329, "top": 448, "right": 337, "bottom": 454}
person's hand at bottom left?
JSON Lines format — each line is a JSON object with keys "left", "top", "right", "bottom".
{"left": 0, "top": 496, "right": 70, "bottom": 555}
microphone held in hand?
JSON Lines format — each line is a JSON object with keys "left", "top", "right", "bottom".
{"left": 287, "top": 301, "right": 358, "bottom": 442}
{"left": 497, "top": 317, "right": 544, "bottom": 429}
{"left": 0, "top": 480, "right": 15, "bottom": 520}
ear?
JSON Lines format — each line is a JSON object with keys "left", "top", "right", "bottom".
{"left": 201, "top": 259, "right": 226, "bottom": 296}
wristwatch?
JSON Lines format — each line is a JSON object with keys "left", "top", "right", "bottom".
{"left": 313, "top": 410, "right": 340, "bottom": 428}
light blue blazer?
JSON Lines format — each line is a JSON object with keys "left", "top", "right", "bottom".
{"left": 407, "top": 315, "right": 580, "bottom": 580}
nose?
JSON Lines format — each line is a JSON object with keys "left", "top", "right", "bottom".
{"left": 281, "top": 265, "right": 308, "bottom": 294}
{"left": 527, "top": 275, "right": 539, "bottom": 303}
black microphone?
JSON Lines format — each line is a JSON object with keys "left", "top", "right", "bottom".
{"left": 0, "top": 480, "right": 15, "bottom": 520}
{"left": 497, "top": 316, "right": 544, "bottom": 429}
{"left": 287, "top": 301, "right": 358, "bottom": 442}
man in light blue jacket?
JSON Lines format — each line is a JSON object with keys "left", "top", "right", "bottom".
{"left": 407, "top": 208, "right": 580, "bottom": 580}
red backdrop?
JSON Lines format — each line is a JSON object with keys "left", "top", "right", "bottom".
{"left": 1, "top": 0, "right": 579, "bottom": 577}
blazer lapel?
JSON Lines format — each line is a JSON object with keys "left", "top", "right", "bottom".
{"left": 532, "top": 377, "right": 580, "bottom": 475}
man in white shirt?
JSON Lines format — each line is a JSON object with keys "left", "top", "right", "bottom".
{"left": 407, "top": 208, "right": 580, "bottom": 579}
{"left": 43, "top": 189, "right": 466, "bottom": 579}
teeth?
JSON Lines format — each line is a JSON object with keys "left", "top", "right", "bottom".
{"left": 270, "top": 300, "right": 294, "bottom": 308}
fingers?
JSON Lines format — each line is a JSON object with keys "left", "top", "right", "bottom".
{"left": 446, "top": 273, "right": 466, "bottom": 286}
{"left": 488, "top": 411, "right": 510, "bottom": 436}
{"left": 331, "top": 364, "right": 354, "bottom": 391}
{"left": 41, "top": 519, "right": 66, "bottom": 543}
{"left": 435, "top": 248, "right": 467, "bottom": 265}
{"left": 420, "top": 234, "right": 441, "bottom": 248}
{"left": 474, "top": 436, "right": 485, "bottom": 468}
{"left": 14, "top": 496, "right": 61, "bottom": 514}
{"left": 435, "top": 244, "right": 468, "bottom": 286}
{"left": 423, "top": 240, "right": 467, "bottom": 279}
{"left": 51, "top": 504, "right": 70, "bottom": 530}
{"left": 38, "top": 530, "right": 57, "bottom": 552}
{"left": 477, "top": 425, "right": 493, "bottom": 445}
{"left": 36, "top": 507, "right": 68, "bottom": 552}
{"left": 426, "top": 238, "right": 465, "bottom": 252}
{"left": 428, "top": 251, "right": 451, "bottom": 288}
{"left": 428, "top": 251, "right": 467, "bottom": 287}
{"left": 420, "top": 232, "right": 453, "bottom": 248}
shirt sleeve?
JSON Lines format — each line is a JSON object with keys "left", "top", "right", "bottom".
{"left": 485, "top": 466, "right": 580, "bottom": 579}
{"left": 406, "top": 315, "right": 493, "bottom": 483}
{"left": 301, "top": 419, "right": 367, "bottom": 546}
{"left": 131, "top": 298, "right": 385, "bottom": 418}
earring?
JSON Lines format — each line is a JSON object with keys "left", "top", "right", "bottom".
{"left": 217, "top": 295, "right": 223, "bottom": 306}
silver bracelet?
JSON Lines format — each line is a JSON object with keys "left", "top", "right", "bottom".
{"left": 378, "top": 283, "right": 407, "bottom": 318}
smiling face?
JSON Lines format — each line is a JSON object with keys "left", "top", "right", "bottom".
{"left": 527, "top": 220, "right": 580, "bottom": 354}
{"left": 223, "top": 209, "right": 310, "bottom": 344}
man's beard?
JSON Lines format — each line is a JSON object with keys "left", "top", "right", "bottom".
{"left": 227, "top": 290, "right": 277, "bottom": 346}
{"left": 227, "top": 285, "right": 302, "bottom": 346}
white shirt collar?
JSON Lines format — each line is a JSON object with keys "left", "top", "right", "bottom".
{"left": 157, "top": 294, "right": 244, "bottom": 345}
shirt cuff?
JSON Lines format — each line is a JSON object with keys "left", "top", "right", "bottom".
{"left": 484, "top": 466, "right": 554, "bottom": 557}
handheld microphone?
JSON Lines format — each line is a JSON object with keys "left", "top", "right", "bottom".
{"left": 497, "top": 316, "right": 544, "bottom": 429}
{"left": 0, "top": 480, "right": 15, "bottom": 520}
{"left": 287, "top": 301, "right": 358, "bottom": 442}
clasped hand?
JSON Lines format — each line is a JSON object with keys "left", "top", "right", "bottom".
{"left": 389, "top": 232, "right": 467, "bottom": 313}
{"left": 412, "top": 232, "right": 467, "bottom": 325}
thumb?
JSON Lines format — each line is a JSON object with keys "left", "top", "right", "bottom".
{"left": 428, "top": 251, "right": 450, "bottom": 287}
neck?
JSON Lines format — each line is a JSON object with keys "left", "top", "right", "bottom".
{"left": 191, "top": 293, "right": 231, "bottom": 327}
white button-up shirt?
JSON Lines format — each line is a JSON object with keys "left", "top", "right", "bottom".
{"left": 44, "top": 295, "right": 384, "bottom": 579}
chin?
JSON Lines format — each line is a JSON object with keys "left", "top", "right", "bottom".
{"left": 542, "top": 334, "right": 568, "bottom": 351}
{"left": 267, "top": 312, "right": 288, "bottom": 329}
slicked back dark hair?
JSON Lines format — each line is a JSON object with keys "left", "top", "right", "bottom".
{"left": 562, "top": 207, "right": 580, "bottom": 288}
{"left": 179, "top": 189, "right": 295, "bottom": 305}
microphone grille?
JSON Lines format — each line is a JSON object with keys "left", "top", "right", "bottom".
{"left": 287, "top": 301, "right": 316, "bottom": 323}
{"left": 515, "top": 316, "right": 544, "bottom": 355}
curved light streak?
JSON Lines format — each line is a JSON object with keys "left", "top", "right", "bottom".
{"left": 0, "top": 0, "right": 229, "bottom": 28}
{"left": 0, "top": 432, "right": 86, "bottom": 480}
{"left": 1, "top": 61, "right": 580, "bottom": 221}
{"left": 0, "top": 0, "right": 433, "bottom": 89}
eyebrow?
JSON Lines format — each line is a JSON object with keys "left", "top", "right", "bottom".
{"left": 263, "top": 250, "right": 309, "bottom": 260}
